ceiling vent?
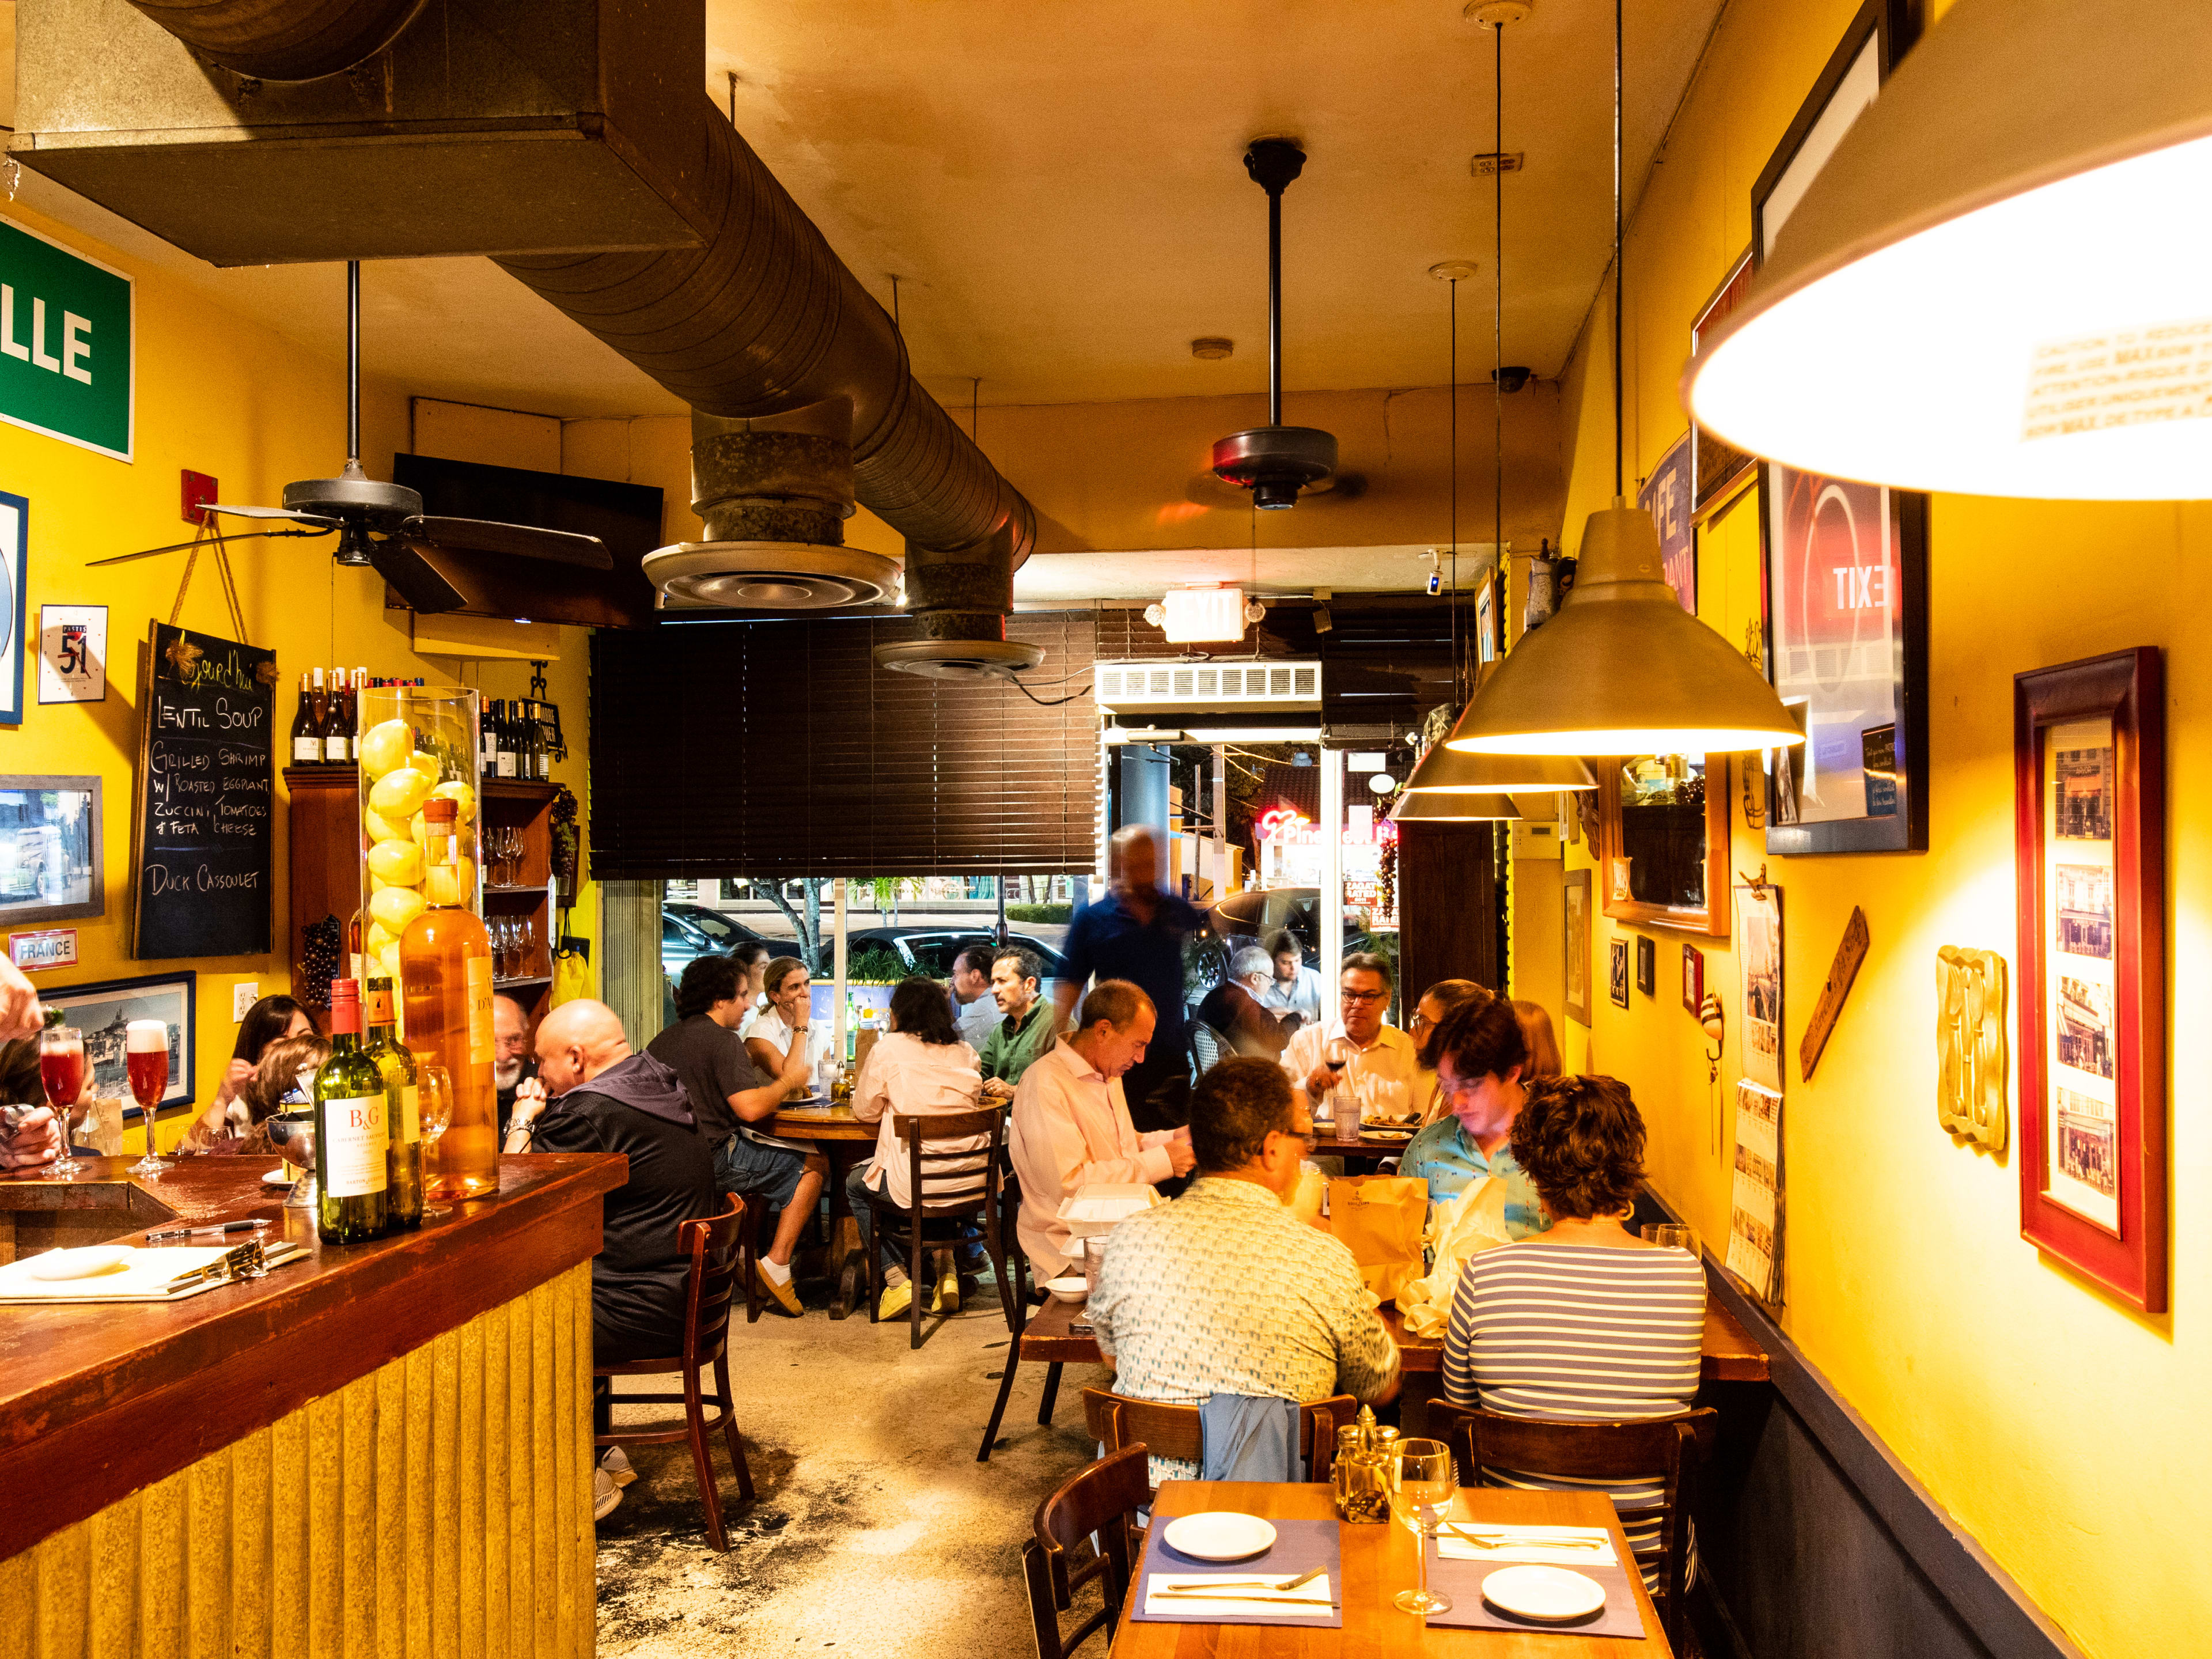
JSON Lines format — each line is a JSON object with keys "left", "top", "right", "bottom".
{"left": 1094, "top": 659, "right": 1323, "bottom": 714}
{"left": 874, "top": 639, "right": 1044, "bottom": 684}
{"left": 1210, "top": 140, "right": 1338, "bottom": 510}
{"left": 645, "top": 399, "right": 900, "bottom": 612}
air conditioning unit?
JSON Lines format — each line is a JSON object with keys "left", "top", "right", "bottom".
{"left": 1093, "top": 659, "right": 1322, "bottom": 714}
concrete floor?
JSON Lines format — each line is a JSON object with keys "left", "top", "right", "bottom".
{"left": 595, "top": 1278, "right": 1107, "bottom": 1658}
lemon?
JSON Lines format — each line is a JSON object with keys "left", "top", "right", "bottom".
{"left": 358, "top": 719, "right": 414, "bottom": 780}
{"left": 366, "top": 840, "right": 423, "bottom": 885}
{"left": 362, "top": 806, "right": 406, "bottom": 844}
{"left": 406, "top": 750, "right": 443, "bottom": 782}
{"left": 365, "top": 922, "right": 396, "bottom": 955}
{"left": 431, "top": 781, "right": 476, "bottom": 820}
{"left": 368, "top": 766, "right": 433, "bottom": 819}
{"left": 369, "top": 885, "right": 426, "bottom": 933}
{"left": 369, "top": 874, "right": 389, "bottom": 895}
{"left": 377, "top": 941, "right": 404, "bottom": 980}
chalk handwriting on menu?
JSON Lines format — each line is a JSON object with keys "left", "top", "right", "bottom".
{"left": 133, "top": 623, "right": 276, "bottom": 959}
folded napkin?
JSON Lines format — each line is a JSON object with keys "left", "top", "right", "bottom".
{"left": 1142, "top": 1574, "right": 1335, "bottom": 1618}
{"left": 1437, "top": 1523, "right": 1619, "bottom": 1567}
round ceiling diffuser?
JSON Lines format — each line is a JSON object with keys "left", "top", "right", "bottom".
{"left": 872, "top": 638, "right": 1045, "bottom": 682}
{"left": 643, "top": 542, "right": 900, "bottom": 610}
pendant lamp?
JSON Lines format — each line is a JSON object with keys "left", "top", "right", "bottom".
{"left": 1687, "top": 0, "right": 2212, "bottom": 501}
{"left": 1390, "top": 787, "right": 1521, "bottom": 824}
{"left": 1401, "top": 738, "right": 1592, "bottom": 795}
{"left": 1444, "top": 0, "right": 1802, "bottom": 760}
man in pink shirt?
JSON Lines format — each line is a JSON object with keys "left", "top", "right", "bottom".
{"left": 1009, "top": 980, "right": 1197, "bottom": 1281}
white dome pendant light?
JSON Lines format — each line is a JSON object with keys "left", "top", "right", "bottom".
{"left": 1687, "top": 0, "right": 2212, "bottom": 501}
{"left": 1445, "top": 0, "right": 1803, "bottom": 759}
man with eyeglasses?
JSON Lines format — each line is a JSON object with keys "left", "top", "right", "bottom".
{"left": 1281, "top": 952, "right": 1422, "bottom": 1131}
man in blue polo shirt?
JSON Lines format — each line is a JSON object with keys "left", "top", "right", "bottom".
{"left": 1055, "top": 824, "right": 1203, "bottom": 1132}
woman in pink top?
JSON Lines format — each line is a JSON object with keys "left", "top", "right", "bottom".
{"left": 850, "top": 977, "right": 988, "bottom": 1317}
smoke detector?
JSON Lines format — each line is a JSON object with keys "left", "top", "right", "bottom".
{"left": 873, "top": 638, "right": 1044, "bottom": 683}
{"left": 1210, "top": 139, "right": 1338, "bottom": 511}
{"left": 1192, "top": 337, "right": 1234, "bottom": 360}
{"left": 645, "top": 542, "right": 900, "bottom": 609}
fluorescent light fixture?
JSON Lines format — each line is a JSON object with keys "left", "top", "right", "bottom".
{"left": 1687, "top": 0, "right": 2212, "bottom": 499}
{"left": 1183, "top": 726, "right": 1324, "bottom": 743}
{"left": 1158, "top": 585, "right": 1251, "bottom": 643}
{"left": 1103, "top": 725, "right": 1185, "bottom": 744}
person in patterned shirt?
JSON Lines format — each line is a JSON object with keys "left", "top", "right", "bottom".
{"left": 1088, "top": 1056, "right": 1400, "bottom": 1487}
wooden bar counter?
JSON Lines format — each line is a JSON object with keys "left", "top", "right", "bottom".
{"left": 0, "top": 1153, "right": 624, "bottom": 1659}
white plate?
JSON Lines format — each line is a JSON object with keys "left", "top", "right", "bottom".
{"left": 1041, "top": 1276, "right": 1089, "bottom": 1304}
{"left": 24, "top": 1245, "right": 135, "bottom": 1282}
{"left": 1480, "top": 1564, "right": 1608, "bottom": 1623}
{"left": 262, "top": 1167, "right": 293, "bottom": 1187}
{"left": 1162, "top": 1512, "right": 1278, "bottom": 1563}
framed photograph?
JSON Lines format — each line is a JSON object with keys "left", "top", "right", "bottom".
{"left": 1738, "top": 882, "right": 1785, "bottom": 1093}
{"left": 1637, "top": 431, "right": 1696, "bottom": 614}
{"left": 1635, "top": 934, "right": 1656, "bottom": 998}
{"left": 1475, "top": 571, "right": 1499, "bottom": 665}
{"left": 1752, "top": 0, "right": 1930, "bottom": 858}
{"left": 1691, "top": 252, "right": 1756, "bottom": 515}
{"left": 1608, "top": 937, "right": 1631, "bottom": 1010}
{"left": 1597, "top": 755, "right": 1730, "bottom": 937}
{"left": 1727, "top": 1081, "right": 1784, "bottom": 1310}
{"left": 1563, "top": 868, "right": 1593, "bottom": 1026}
{"left": 0, "top": 491, "right": 25, "bottom": 724}
{"left": 37, "top": 604, "right": 107, "bottom": 703}
{"left": 40, "top": 969, "right": 196, "bottom": 1118}
{"left": 2015, "top": 648, "right": 2165, "bottom": 1312}
{"left": 1682, "top": 942, "right": 1705, "bottom": 1014}
{"left": 0, "top": 776, "right": 104, "bottom": 925}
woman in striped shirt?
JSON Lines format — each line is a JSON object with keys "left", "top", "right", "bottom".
{"left": 1441, "top": 1074, "right": 1706, "bottom": 1589}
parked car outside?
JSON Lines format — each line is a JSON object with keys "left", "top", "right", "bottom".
{"left": 661, "top": 910, "right": 719, "bottom": 979}
{"left": 843, "top": 926, "right": 1072, "bottom": 1001}
{"left": 664, "top": 902, "right": 770, "bottom": 955}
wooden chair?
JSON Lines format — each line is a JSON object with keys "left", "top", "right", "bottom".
{"left": 1023, "top": 1445, "right": 1150, "bottom": 1659}
{"left": 976, "top": 1169, "right": 1066, "bottom": 1462}
{"left": 1427, "top": 1400, "right": 1717, "bottom": 1653}
{"left": 734, "top": 1192, "right": 771, "bottom": 1323}
{"left": 1083, "top": 1387, "right": 1358, "bottom": 1499}
{"left": 594, "top": 1196, "right": 757, "bottom": 1552}
{"left": 859, "top": 1104, "right": 1012, "bottom": 1349}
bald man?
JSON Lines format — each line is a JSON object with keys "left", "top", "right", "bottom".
{"left": 524, "top": 999, "right": 719, "bottom": 1368}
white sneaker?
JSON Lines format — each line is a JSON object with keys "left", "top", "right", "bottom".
{"left": 600, "top": 1446, "right": 637, "bottom": 1487}
{"left": 593, "top": 1467, "right": 623, "bottom": 1521}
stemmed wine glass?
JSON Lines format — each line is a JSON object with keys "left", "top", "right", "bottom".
{"left": 127, "top": 1020, "right": 173, "bottom": 1175}
{"left": 37, "top": 1023, "right": 86, "bottom": 1176}
{"left": 418, "top": 1065, "right": 454, "bottom": 1218}
{"left": 1388, "top": 1438, "right": 1460, "bottom": 1616}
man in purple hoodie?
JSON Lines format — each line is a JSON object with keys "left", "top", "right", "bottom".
{"left": 525, "top": 1000, "right": 720, "bottom": 1518}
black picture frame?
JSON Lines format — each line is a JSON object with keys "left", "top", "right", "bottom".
{"left": 40, "top": 969, "right": 197, "bottom": 1120}
{"left": 1608, "top": 937, "right": 1631, "bottom": 1010}
{"left": 1753, "top": 0, "right": 1930, "bottom": 858}
{"left": 1635, "top": 934, "right": 1656, "bottom": 998}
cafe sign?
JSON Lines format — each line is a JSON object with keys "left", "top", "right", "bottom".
{"left": 0, "top": 218, "right": 131, "bottom": 462}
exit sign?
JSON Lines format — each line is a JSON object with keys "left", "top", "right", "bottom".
{"left": 0, "top": 219, "right": 131, "bottom": 462}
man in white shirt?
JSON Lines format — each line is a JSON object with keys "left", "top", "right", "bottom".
{"left": 951, "top": 944, "right": 999, "bottom": 1051}
{"left": 1282, "top": 952, "right": 1422, "bottom": 1129}
{"left": 1008, "top": 979, "right": 1197, "bottom": 1281}
{"left": 1259, "top": 928, "right": 1325, "bottom": 1024}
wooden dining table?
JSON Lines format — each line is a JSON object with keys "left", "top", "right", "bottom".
{"left": 999, "top": 1290, "right": 1766, "bottom": 1444}
{"left": 1115, "top": 1480, "right": 1673, "bottom": 1656}
{"left": 771, "top": 1103, "right": 878, "bottom": 1319}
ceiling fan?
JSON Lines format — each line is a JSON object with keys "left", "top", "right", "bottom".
{"left": 93, "top": 263, "right": 611, "bottom": 613}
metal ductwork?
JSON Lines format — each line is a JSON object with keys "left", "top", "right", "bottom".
{"left": 14, "top": 0, "right": 1035, "bottom": 655}
{"left": 645, "top": 398, "right": 900, "bottom": 611}
{"left": 123, "top": 0, "right": 427, "bottom": 82}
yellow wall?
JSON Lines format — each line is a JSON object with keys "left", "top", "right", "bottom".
{"left": 0, "top": 207, "right": 596, "bottom": 1147}
{"left": 1530, "top": 2, "right": 2209, "bottom": 1653}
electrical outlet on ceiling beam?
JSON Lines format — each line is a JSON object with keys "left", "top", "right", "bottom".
{"left": 1469, "top": 153, "right": 1525, "bottom": 177}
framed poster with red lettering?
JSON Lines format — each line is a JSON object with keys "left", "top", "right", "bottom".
{"left": 1751, "top": 2, "right": 1927, "bottom": 855}
{"left": 2014, "top": 649, "right": 2164, "bottom": 1312}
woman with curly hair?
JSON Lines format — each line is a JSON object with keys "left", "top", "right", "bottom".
{"left": 1440, "top": 1073, "right": 1706, "bottom": 1590}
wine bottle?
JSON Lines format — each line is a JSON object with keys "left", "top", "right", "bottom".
{"left": 363, "top": 976, "right": 423, "bottom": 1231}
{"left": 517, "top": 699, "right": 537, "bottom": 779}
{"left": 291, "top": 672, "right": 320, "bottom": 764}
{"left": 326, "top": 666, "right": 354, "bottom": 764}
{"left": 312, "top": 979, "right": 389, "bottom": 1243}
{"left": 400, "top": 796, "right": 499, "bottom": 1199}
{"left": 494, "top": 700, "right": 517, "bottom": 779}
{"left": 479, "top": 700, "right": 497, "bottom": 773}
{"left": 308, "top": 666, "right": 331, "bottom": 764}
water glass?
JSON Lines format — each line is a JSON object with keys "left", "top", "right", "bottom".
{"left": 418, "top": 1065, "right": 455, "bottom": 1218}
{"left": 1642, "top": 1222, "right": 1700, "bottom": 1258}
{"left": 1080, "top": 1236, "right": 1108, "bottom": 1293}
{"left": 1388, "top": 1438, "right": 1458, "bottom": 1616}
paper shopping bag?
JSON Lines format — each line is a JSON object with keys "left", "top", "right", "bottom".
{"left": 1327, "top": 1175, "right": 1429, "bottom": 1304}
{"left": 1395, "top": 1176, "right": 1513, "bottom": 1338}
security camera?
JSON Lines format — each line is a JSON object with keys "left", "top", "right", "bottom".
{"left": 1425, "top": 570, "right": 1443, "bottom": 596}
{"left": 1492, "top": 366, "right": 1533, "bottom": 395}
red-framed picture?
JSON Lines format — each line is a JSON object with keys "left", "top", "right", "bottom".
{"left": 2014, "top": 648, "right": 2165, "bottom": 1312}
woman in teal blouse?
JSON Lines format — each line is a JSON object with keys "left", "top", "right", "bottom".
{"left": 1399, "top": 994, "right": 1550, "bottom": 1240}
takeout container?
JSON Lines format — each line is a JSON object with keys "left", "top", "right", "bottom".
{"left": 1056, "top": 1183, "right": 1161, "bottom": 1241}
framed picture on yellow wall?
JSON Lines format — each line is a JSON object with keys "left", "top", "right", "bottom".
{"left": 0, "top": 490, "right": 26, "bottom": 725}
{"left": 1608, "top": 937, "right": 1630, "bottom": 1010}
{"left": 1563, "top": 868, "right": 1592, "bottom": 1026}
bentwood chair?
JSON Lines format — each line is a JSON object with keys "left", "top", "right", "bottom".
{"left": 593, "top": 1196, "right": 757, "bottom": 1551}
{"left": 860, "top": 1104, "right": 1012, "bottom": 1349}
{"left": 1428, "top": 1400, "right": 1717, "bottom": 1654}
{"left": 1189, "top": 1021, "right": 1227, "bottom": 1078}
{"left": 1082, "top": 1387, "right": 1358, "bottom": 1502}
{"left": 1023, "top": 1445, "right": 1150, "bottom": 1659}
{"left": 977, "top": 1168, "right": 1062, "bottom": 1462}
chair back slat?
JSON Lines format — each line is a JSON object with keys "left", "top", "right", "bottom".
{"left": 1025, "top": 1445, "right": 1150, "bottom": 1659}
{"left": 894, "top": 1104, "right": 1005, "bottom": 1214}
{"left": 1083, "top": 1388, "right": 1360, "bottom": 1485}
{"left": 678, "top": 1195, "right": 748, "bottom": 1364}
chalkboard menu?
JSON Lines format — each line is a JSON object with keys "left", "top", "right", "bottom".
{"left": 131, "top": 622, "right": 276, "bottom": 959}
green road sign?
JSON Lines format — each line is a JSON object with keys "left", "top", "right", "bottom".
{"left": 0, "top": 218, "right": 131, "bottom": 461}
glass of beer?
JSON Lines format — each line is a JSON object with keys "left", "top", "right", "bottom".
{"left": 127, "top": 1019, "right": 173, "bottom": 1174}
{"left": 38, "top": 1023, "right": 85, "bottom": 1176}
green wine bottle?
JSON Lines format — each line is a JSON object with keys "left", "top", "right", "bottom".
{"left": 364, "top": 977, "right": 423, "bottom": 1232}
{"left": 312, "top": 979, "right": 389, "bottom": 1243}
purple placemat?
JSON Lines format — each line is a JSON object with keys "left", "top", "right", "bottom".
{"left": 1423, "top": 1542, "right": 1652, "bottom": 1639}
{"left": 1132, "top": 1516, "right": 1344, "bottom": 1629}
